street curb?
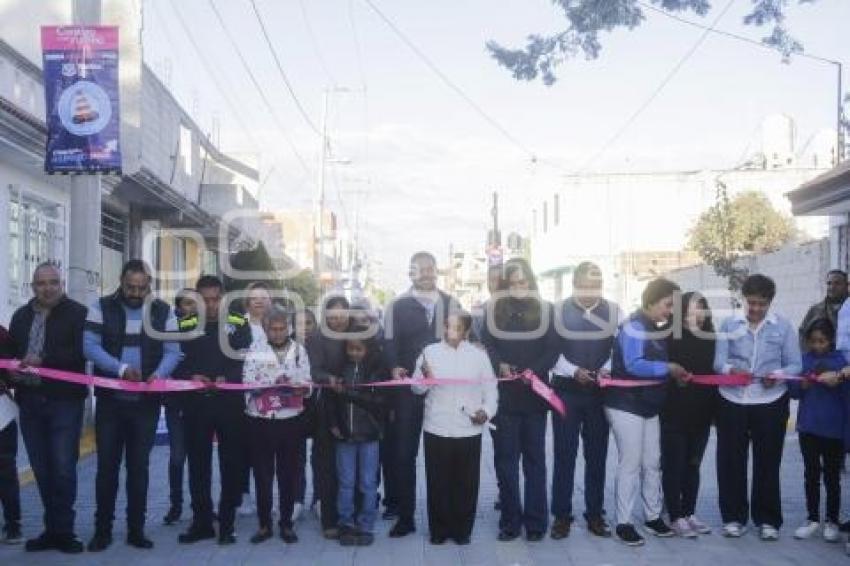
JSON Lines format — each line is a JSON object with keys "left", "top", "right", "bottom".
{"left": 18, "top": 425, "right": 96, "bottom": 486}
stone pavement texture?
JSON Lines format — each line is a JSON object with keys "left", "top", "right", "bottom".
{"left": 2, "top": 423, "right": 848, "bottom": 565}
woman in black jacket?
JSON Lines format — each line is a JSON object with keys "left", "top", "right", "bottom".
{"left": 662, "top": 291, "right": 718, "bottom": 538}
{"left": 481, "top": 258, "right": 558, "bottom": 542}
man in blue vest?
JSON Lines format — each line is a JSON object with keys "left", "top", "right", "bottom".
{"left": 84, "top": 260, "right": 182, "bottom": 551}
{"left": 549, "top": 261, "right": 621, "bottom": 540}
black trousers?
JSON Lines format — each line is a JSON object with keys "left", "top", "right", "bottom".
{"left": 660, "top": 418, "right": 711, "bottom": 521}
{"left": 387, "top": 393, "right": 424, "bottom": 524}
{"left": 313, "top": 394, "right": 338, "bottom": 530}
{"left": 0, "top": 420, "right": 21, "bottom": 532}
{"left": 424, "top": 432, "right": 481, "bottom": 540}
{"left": 716, "top": 394, "right": 789, "bottom": 528}
{"left": 94, "top": 397, "right": 159, "bottom": 535}
{"left": 799, "top": 431, "right": 842, "bottom": 523}
{"left": 249, "top": 415, "right": 305, "bottom": 530}
{"left": 184, "top": 393, "right": 245, "bottom": 534}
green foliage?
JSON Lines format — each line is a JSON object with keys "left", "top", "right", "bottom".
{"left": 488, "top": 0, "right": 818, "bottom": 85}
{"left": 687, "top": 185, "right": 796, "bottom": 291}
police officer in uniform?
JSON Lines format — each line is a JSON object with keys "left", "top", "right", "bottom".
{"left": 175, "top": 276, "right": 253, "bottom": 545}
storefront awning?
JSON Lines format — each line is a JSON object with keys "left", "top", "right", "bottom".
{"left": 788, "top": 161, "right": 850, "bottom": 216}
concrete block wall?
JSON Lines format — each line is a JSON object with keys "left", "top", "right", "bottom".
{"left": 665, "top": 239, "right": 829, "bottom": 328}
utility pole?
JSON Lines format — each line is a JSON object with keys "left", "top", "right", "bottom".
{"left": 68, "top": 0, "right": 103, "bottom": 306}
{"left": 837, "top": 61, "right": 845, "bottom": 164}
{"left": 314, "top": 90, "right": 329, "bottom": 278}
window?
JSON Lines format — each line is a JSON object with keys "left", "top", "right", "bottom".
{"left": 553, "top": 193, "right": 560, "bottom": 226}
{"left": 8, "top": 186, "right": 68, "bottom": 309}
{"left": 180, "top": 124, "right": 193, "bottom": 177}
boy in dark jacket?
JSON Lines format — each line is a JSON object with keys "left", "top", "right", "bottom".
{"left": 328, "top": 333, "right": 388, "bottom": 547}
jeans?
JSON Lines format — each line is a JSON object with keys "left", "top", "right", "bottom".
{"left": 94, "top": 397, "right": 159, "bottom": 535}
{"left": 495, "top": 412, "right": 548, "bottom": 534}
{"left": 164, "top": 399, "right": 187, "bottom": 509}
{"left": 0, "top": 419, "right": 21, "bottom": 532}
{"left": 336, "top": 440, "right": 379, "bottom": 533}
{"left": 18, "top": 393, "right": 84, "bottom": 537}
{"left": 551, "top": 389, "right": 609, "bottom": 521}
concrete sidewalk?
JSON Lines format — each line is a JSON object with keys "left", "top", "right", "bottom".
{"left": 2, "top": 427, "right": 848, "bottom": 565}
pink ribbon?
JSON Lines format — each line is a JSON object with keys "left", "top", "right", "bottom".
{"left": 597, "top": 374, "right": 753, "bottom": 388}
{"left": 519, "top": 370, "right": 567, "bottom": 417}
{"left": 0, "top": 360, "right": 511, "bottom": 393}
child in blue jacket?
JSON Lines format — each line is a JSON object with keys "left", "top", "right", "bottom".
{"left": 789, "top": 319, "right": 850, "bottom": 544}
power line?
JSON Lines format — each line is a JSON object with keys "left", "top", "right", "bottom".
{"left": 205, "top": 0, "right": 311, "bottom": 173}
{"left": 249, "top": 0, "right": 322, "bottom": 136}
{"left": 298, "top": 0, "right": 336, "bottom": 85}
{"left": 160, "top": 0, "right": 261, "bottom": 153}
{"left": 361, "top": 0, "right": 540, "bottom": 163}
{"left": 637, "top": 1, "right": 839, "bottom": 65}
{"left": 578, "top": 0, "right": 737, "bottom": 172}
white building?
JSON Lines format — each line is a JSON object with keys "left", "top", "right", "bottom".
{"left": 530, "top": 166, "right": 831, "bottom": 306}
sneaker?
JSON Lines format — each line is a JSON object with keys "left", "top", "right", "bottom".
{"left": 356, "top": 531, "right": 374, "bottom": 546}
{"left": 794, "top": 520, "right": 820, "bottom": 539}
{"left": 615, "top": 524, "right": 645, "bottom": 547}
{"left": 2, "top": 527, "right": 22, "bottom": 545}
{"left": 671, "top": 518, "right": 698, "bottom": 539}
{"left": 291, "top": 502, "right": 304, "bottom": 523}
{"left": 54, "top": 535, "right": 84, "bottom": 554}
{"left": 644, "top": 518, "right": 673, "bottom": 538}
{"left": 722, "top": 522, "right": 747, "bottom": 538}
{"left": 759, "top": 525, "right": 780, "bottom": 541}
{"left": 823, "top": 522, "right": 840, "bottom": 543}
{"left": 687, "top": 515, "right": 712, "bottom": 535}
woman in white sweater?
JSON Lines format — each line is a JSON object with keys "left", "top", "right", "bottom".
{"left": 242, "top": 307, "right": 311, "bottom": 544}
{"left": 412, "top": 311, "right": 498, "bottom": 545}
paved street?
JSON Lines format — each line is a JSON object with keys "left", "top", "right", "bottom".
{"left": 2, "top": 421, "right": 848, "bottom": 566}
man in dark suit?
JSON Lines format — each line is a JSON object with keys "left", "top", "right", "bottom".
{"left": 383, "top": 251, "right": 459, "bottom": 537}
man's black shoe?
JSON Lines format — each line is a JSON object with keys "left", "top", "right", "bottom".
{"left": 178, "top": 525, "right": 216, "bottom": 544}
{"left": 550, "top": 517, "right": 572, "bottom": 540}
{"left": 841, "top": 521, "right": 850, "bottom": 534}
{"left": 87, "top": 532, "right": 113, "bottom": 552}
{"left": 126, "top": 533, "right": 154, "bottom": 549}
{"left": 429, "top": 535, "right": 447, "bottom": 545}
{"left": 24, "top": 532, "right": 55, "bottom": 552}
{"left": 280, "top": 527, "right": 298, "bottom": 544}
{"left": 526, "top": 531, "right": 544, "bottom": 542}
{"left": 218, "top": 532, "right": 236, "bottom": 545}
{"left": 497, "top": 530, "right": 519, "bottom": 542}
{"left": 55, "top": 535, "right": 85, "bottom": 554}
{"left": 389, "top": 520, "right": 415, "bottom": 538}
{"left": 250, "top": 528, "right": 272, "bottom": 544}
{"left": 454, "top": 535, "right": 471, "bottom": 545}
{"left": 163, "top": 506, "right": 182, "bottom": 525}
{"left": 587, "top": 516, "right": 612, "bottom": 538}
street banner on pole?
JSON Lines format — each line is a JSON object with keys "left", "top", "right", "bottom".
{"left": 41, "top": 25, "right": 121, "bottom": 174}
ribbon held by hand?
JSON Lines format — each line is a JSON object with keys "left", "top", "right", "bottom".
{"left": 519, "top": 370, "right": 566, "bottom": 418}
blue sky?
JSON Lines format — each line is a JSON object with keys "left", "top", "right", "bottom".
{"left": 142, "top": 0, "right": 849, "bottom": 291}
